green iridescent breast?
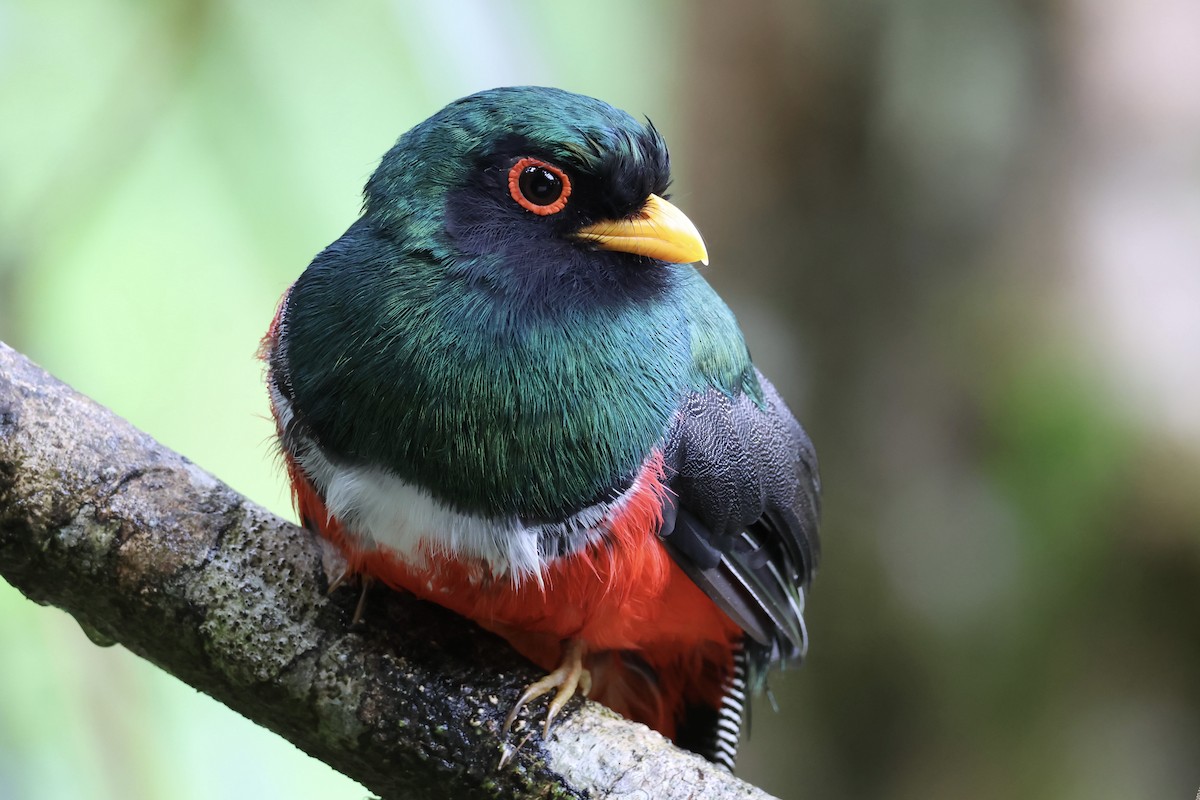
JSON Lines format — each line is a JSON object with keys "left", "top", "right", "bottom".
{"left": 282, "top": 240, "right": 755, "bottom": 521}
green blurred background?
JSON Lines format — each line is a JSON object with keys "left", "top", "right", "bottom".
{"left": 3, "top": 1, "right": 1199, "bottom": 798}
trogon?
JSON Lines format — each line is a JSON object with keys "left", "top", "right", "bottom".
{"left": 262, "top": 86, "right": 821, "bottom": 770}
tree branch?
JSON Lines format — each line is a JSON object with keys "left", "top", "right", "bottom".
{"left": 0, "top": 342, "right": 777, "bottom": 800}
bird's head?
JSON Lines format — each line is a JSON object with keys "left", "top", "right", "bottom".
{"left": 361, "top": 86, "right": 708, "bottom": 310}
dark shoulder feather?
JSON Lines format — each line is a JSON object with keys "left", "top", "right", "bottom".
{"left": 660, "top": 370, "right": 820, "bottom": 680}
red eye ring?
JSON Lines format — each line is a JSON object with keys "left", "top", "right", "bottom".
{"left": 508, "top": 157, "right": 571, "bottom": 215}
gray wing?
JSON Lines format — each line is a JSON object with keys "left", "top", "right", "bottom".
{"left": 660, "top": 370, "right": 821, "bottom": 672}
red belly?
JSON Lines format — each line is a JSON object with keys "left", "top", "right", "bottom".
{"left": 288, "top": 451, "right": 740, "bottom": 737}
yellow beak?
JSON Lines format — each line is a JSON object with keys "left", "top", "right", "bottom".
{"left": 574, "top": 193, "right": 709, "bottom": 265}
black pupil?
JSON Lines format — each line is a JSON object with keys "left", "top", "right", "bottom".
{"left": 519, "top": 166, "right": 562, "bottom": 205}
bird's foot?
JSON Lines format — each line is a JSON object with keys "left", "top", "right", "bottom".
{"left": 350, "top": 575, "right": 374, "bottom": 626}
{"left": 319, "top": 536, "right": 352, "bottom": 593}
{"left": 503, "top": 639, "right": 591, "bottom": 738}
{"left": 325, "top": 564, "right": 352, "bottom": 595}
{"left": 324, "top": 560, "right": 373, "bottom": 626}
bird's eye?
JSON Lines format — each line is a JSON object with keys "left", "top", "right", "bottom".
{"left": 508, "top": 158, "right": 571, "bottom": 215}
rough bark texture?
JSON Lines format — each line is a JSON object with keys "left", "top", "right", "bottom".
{"left": 0, "top": 341, "right": 777, "bottom": 800}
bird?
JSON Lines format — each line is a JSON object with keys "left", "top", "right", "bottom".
{"left": 261, "top": 86, "right": 820, "bottom": 771}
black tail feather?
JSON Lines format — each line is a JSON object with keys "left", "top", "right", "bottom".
{"left": 674, "top": 640, "right": 751, "bottom": 772}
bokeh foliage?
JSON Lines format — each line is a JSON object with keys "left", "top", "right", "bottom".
{"left": 2, "top": 2, "right": 1199, "bottom": 799}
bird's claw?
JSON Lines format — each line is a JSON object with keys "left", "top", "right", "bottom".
{"left": 350, "top": 575, "right": 374, "bottom": 626}
{"left": 325, "top": 562, "right": 374, "bottom": 627}
{"left": 325, "top": 566, "right": 351, "bottom": 595}
{"left": 502, "top": 639, "right": 591, "bottom": 738}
